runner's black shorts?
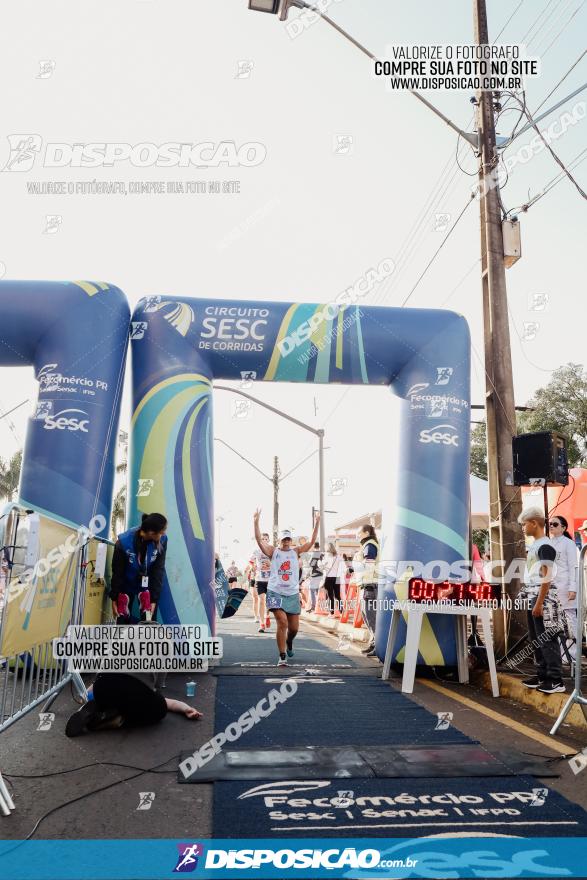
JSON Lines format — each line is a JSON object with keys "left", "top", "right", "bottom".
{"left": 256, "top": 581, "right": 268, "bottom": 595}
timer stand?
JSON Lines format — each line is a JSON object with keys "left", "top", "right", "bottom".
{"left": 382, "top": 598, "right": 500, "bottom": 698}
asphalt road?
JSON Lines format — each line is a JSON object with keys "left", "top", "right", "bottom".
{"left": 0, "top": 593, "right": 585, "bottom": 845}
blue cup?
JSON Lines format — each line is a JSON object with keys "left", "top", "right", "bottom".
{"left": 186, "top": 681, "right": 196, "bottom": 698}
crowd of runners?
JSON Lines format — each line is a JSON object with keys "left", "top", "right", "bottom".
{"left": 218, "top": 512, "right": 381, "bottom": 667}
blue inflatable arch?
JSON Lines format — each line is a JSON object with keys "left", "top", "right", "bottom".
{"left": 129, "top": 296, "right": 471, "bottom": 665}
{"left": 0, "top": 280, "right": 129, "bottom": 531}
{"left": 0, "top": 282, "right": 470, "bottom": 664}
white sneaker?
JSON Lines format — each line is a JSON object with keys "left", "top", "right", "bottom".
{"left": 277, "top": 657, "right": 288, "bottom": 667}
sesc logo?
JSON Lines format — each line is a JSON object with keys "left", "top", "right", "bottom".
{"left": 43, "top": 408, "right": 90, "bottom": 433}
{"left": 419, "top": 424, "right": 459, "bottom": 447}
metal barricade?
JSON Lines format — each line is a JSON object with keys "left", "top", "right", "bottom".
{"left": 551, "top": 544, "right": 587, "bottom": 735}
{"left": 0, "top": 503, "right": 113, "bottom": 814}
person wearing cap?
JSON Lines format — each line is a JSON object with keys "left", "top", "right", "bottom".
{"left": 518, "top": 506, "right": 565, "bottom": 694}
{"left": 578, "top": 520, "right": 587, "bottom": 546}
{"left": 253, "top": 509, "right": 320, "bottom": 666}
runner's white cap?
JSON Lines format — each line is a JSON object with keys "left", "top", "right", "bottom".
{"left": 280, "top": 529, "right": 292, "bottom": 540}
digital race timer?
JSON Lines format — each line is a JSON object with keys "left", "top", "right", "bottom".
{"left": 408, "top": 578, "right": 502, "bottom": 603}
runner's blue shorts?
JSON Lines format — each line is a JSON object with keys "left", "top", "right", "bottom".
{"left": 267, "top": 590, "right": 301, "bottom": 615}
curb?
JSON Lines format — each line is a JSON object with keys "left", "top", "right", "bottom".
{"left": 473, "top": 668, "right": 587, "bottom": 729}
{"left": 301, "top": 610, "right": 371, "bottom": 643}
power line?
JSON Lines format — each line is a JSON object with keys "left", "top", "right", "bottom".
{"left": 494, "top": 0, "right": 527, "bottom": 40}
{"left": 509, "top": 94, "right": 587, "bottom": 200}
{"left": 533, "top": 48, "right": 587, "bottom": 113}
{"left": 0, "top": 399, "right": 29, "bottom": 421}
{"left": 440, "top": 258, "right": 481, "bottom": 307}
{"left": 400, "top": 194, "right": 476, "bottom": 307}
{"left": 520, "top": 0, "right": 561, "bottom": 45}
{"left": 509, "top": 146, "right": 587, "bottom": 213}
{"left": 538, "top": 0, "right": 586, "bottom": 56}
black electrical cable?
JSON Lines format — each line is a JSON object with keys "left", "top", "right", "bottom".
{"left": 3, "top": 759, "right": 179, "bottom": 778}
{"left": 0, "top": 752, "right": 183, "bottom": 854}
{"left": 508, "top": 93, "right": 587, "bottom": 201}
{"left": 547, "top": 473, "right": 577, "bottom": 518}
{"left": 400, "top": 194, "right": 476, "bottom": 307}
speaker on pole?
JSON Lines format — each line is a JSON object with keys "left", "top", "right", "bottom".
{"left": 512, "top": 431, "right": 569, "bottom": 487}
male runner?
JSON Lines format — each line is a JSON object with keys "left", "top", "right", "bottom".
{"left": 253, "top": 509, "right": 320, "bottom": 666}
{"left": 253, "top": 532, "right": 272, "bottom": 633}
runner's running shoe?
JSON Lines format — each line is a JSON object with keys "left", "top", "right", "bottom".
{"left": 258, "top": 625, "right": 265, "bottom": 633}
{"left": 265, "top": 615, "right": 271, "bottom": 629}
{"left": 277, "top": 656, "right": 288, "bottom": 667}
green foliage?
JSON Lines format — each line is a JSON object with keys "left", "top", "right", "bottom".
{"left": 470, "top": 422, "right": 488, "bottom": 480}
{"left": 472, "top": 528, "right": 489, "bottom": 553}
{"left": 518, "top": 363, "right": 587, "bottom": 467}
{"left": 0, "top": 450, "right": 22, "bottom": 502}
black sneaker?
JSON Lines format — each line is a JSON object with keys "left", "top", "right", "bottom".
{"left": 522, "top": 676, "right": 544, "bottom": 689}
{"left": 65, "top": 701, "right": 99, "bottom": 737}
{"left": 537, "top": 680, "right": 566, "bottom": 694}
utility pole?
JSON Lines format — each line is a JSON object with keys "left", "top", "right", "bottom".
{"left": 474, "top": 0, "right": 527, "bottom": 654}
{"left": 273, "top": 456, "right": 280, "bottom": 544}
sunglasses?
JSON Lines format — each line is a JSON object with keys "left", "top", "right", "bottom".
{"left": 549, "top": 521, "right": 561, "bottom": 527}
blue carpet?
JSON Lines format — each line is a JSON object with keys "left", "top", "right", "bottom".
{"left": 213, "top": 776, "right": 587, "bottom": 838}
{"left": 214, "top": 675, "right": 471, "bottom": 748}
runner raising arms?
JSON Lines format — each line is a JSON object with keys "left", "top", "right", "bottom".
{"left": 253, "top": 509, "right": 320, "bottom": 666}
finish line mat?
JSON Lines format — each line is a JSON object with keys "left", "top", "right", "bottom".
{"left": 179, "top": 743, "right": 559, "bottom": 782}
{"left": 212, "top": 776, "right": 587, "bottom": 838}
{"left": 210, "top": 675, "right": 471, "bottom": 749}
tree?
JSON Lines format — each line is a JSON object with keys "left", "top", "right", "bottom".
{"left": 0, "top": 450, "right": 22, "bottom": 502}
{"left": 518, "top": 363, "right": 587, "bottom": 467}
{"left": 470, "top": 422, "right": 488, "bottom": 480}
{"left": 111, "top": 484, "right": 126, "bottom": 538}
{"left": 111, "top": 431, "right": 128, "bottom": 538}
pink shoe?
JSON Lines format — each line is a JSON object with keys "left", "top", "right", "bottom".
{"left": 116, "top": 593, "right": 130, "bottom": 623}
{"left": 139, "top": 589, "right": 152, "bottom": 621}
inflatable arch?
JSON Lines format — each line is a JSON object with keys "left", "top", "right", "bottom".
{"left": 130, "top": 295, "right": 471, "bottom": 665}
{"left": 0, "top": 280, "right": 129, "bottom": 530}
{"left": 0, "top": 282, "right": 471, "bottom": 665}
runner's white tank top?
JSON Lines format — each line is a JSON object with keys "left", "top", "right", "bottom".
{"left": 268, "top": 548, "right": 299, "bottom": 596}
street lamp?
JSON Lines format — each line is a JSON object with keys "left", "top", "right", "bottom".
{"left": 248, "top": 0, "right": 303, "bottom": 19}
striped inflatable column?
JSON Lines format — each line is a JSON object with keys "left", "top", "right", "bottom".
{"left": 130, "top": 300, "right": 215, "bottom": 631}
{"left": 377, "top": 313, "right": 471, "bottom": 666}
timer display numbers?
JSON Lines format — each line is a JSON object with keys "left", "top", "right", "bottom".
{"left": 408, "top": 579, "right": 501, "bottom": 603}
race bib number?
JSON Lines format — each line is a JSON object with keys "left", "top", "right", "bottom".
{"left": 267, "top": 594, "right": 283, "bottom": 610}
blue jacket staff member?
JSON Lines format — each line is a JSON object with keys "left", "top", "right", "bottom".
{"left": 109, "top": 512, "right": 168, "bottom": 624}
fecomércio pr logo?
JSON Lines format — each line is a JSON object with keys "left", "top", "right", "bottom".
{"left": 173, "top": 843, "right": 204, "bottom": 873}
